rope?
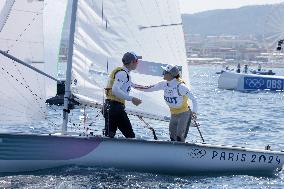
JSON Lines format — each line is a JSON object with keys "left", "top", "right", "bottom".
{"left": 5, "top": 1, "right": 44, "bottom": 52}
{"left": 192, "top": 119, "right": 205, "bottom": 143}
{"left": 0, "top": 64, "right": 46, "bottom": 115}
{"left": 13, "top": 63, "right": 46, "bottom": 109}
{"left": 0, "top": 65, "right": 44, "bottom": 113}
{"left": 137, "top": 115, "right": 158, "bottom": 140}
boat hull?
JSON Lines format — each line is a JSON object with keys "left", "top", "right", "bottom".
{"left": 0, "top": 133, "right": 283, "bottom": 175}
{"left": 218, "top": 71, "right": 284, "bottom": 91}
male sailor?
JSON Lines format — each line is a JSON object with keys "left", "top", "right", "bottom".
{"left": 104, "top": 52, "right": 142, "bottom": 138}
{"left": 134, "top": 65, "right": 197, "bottom": 142}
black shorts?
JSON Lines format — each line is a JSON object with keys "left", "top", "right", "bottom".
{"left": 103, "top": 100, "right": 135, "bottom": 138}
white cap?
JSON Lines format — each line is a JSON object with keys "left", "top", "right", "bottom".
{"left": 161, "top": 64, "right": 180, "bottom": 77}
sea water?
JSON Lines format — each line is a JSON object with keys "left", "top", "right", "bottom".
{"left": 0, "top": 64, "right": 284, "bottom": 188}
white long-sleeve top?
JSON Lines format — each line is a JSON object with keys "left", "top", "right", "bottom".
{"left": 112, "top": 67, "right": 133, "bottom": 101}
{"left": 135, "top": 79, "right": 197, "bottom": 113}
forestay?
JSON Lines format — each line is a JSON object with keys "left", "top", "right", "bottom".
{"left": 0, "top": 0, "right": 46, "bottom": 124}
{"left": 72, "top": 0, "right": 188, "bottom": 119}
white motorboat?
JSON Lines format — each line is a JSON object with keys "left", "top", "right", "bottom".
{"left": 218, "top": 71, "right": 284, "bottom": 91}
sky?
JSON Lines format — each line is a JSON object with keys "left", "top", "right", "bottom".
{"left": 179, "top": 0, "right": 284, "bottom": 14}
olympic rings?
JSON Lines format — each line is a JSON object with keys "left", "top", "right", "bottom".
{"left": 245, "top": 78, "right": 264, "bottom": 88}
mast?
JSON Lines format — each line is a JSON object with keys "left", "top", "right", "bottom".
{"left": 62, "top": 0, "right": 78, "bottom": 134}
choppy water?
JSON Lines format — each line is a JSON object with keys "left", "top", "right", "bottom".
{"left": 1, "top": 64, "right": 284, "bottom": 188}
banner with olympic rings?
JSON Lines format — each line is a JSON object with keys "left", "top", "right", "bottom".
{"left": 244, "top": 77, "right": 284, "bottom": 90}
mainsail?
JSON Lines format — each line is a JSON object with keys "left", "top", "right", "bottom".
{"left": 72, "top": 0, "right": 188, "bottom": 119}
{"left": 0, "top": 0, "right": 46, "bottom": 124}
{"left": 44, "top": 0, "right": 68, "bottom": 98}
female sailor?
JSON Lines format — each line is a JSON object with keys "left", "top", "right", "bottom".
{"left": 134, "top": 65, "right": 197, "bottom": 142}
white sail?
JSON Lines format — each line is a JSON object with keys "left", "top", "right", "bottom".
{"left": 43, "top": 0, "right": 68, "bottom": 98}
{"left": 0, "top": 0, "right": 46, "bottom": 124}
{"left": 72, "top": 0, "right": 188, "bottom": 119}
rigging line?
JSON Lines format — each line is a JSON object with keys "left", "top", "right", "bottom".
{"left": 0, "top": 65, "right": 41, "bottom": 108}
{"left": 192, "top": 119, "right": 205, "bottom": 143}
{"left": 35, "top": 70, "right": 45, "bottom": 104}
{"left": 13, "top": 62, "right": 45, "bottom": 102}
{"left": 88, "top": 110, "right": 102, "bottom": 127}
{"left": 5, "top": 2, "right": 44, "bottom": 52}
{"left": 0, "top": 65, "right": 46, "bottom": 115}
{"left": 28, "top": 55, "right": 46, "bottom": 103}
{"left": 12, "top": 62, "right": 46, "bottom": 114}
{"left": 137, "top": 115, "right": 158, "bottom": 140}
{"left": 6, "top": 13, "right": 41, "bottom": 51}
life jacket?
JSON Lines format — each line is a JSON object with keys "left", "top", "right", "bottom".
{"left": 164, "top": 78, "right": 190, "bottom": 114}
{"left": 105, "top": 67, "right": 130, "bottom": 104}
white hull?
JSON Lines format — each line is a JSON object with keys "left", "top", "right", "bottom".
{"left": 0, "top": 133, "right": 283, "bottom": 175}
{"left": 218, "top": 71, "right": 284, "bottom": 91}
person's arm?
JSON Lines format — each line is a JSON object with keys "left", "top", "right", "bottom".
{"left": 132, "top": 81, "right": 165, "bottom": 92}
{"left": 178, "top": 84, "right": 198, "bottom": 113}
{"left": 112, "top": 71, "right": 133, "bottom": 101}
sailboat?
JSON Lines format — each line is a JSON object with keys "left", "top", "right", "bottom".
{"left": 0, "top": 0, "right": 283, "bottom": 175}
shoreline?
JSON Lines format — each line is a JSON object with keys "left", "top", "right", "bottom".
{"left": 188, "top": 62, "right": 284, "bottom": 68}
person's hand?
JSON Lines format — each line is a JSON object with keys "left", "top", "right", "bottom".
{"left": 132, "top": 97, "right": 142, "bottom": 106}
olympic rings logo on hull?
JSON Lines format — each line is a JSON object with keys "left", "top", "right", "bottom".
{"left": 245, "top": 78, "right": 264, "bottom": 88}
{"left": 244, "top": 77, "right": 284, "bottom": 90}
